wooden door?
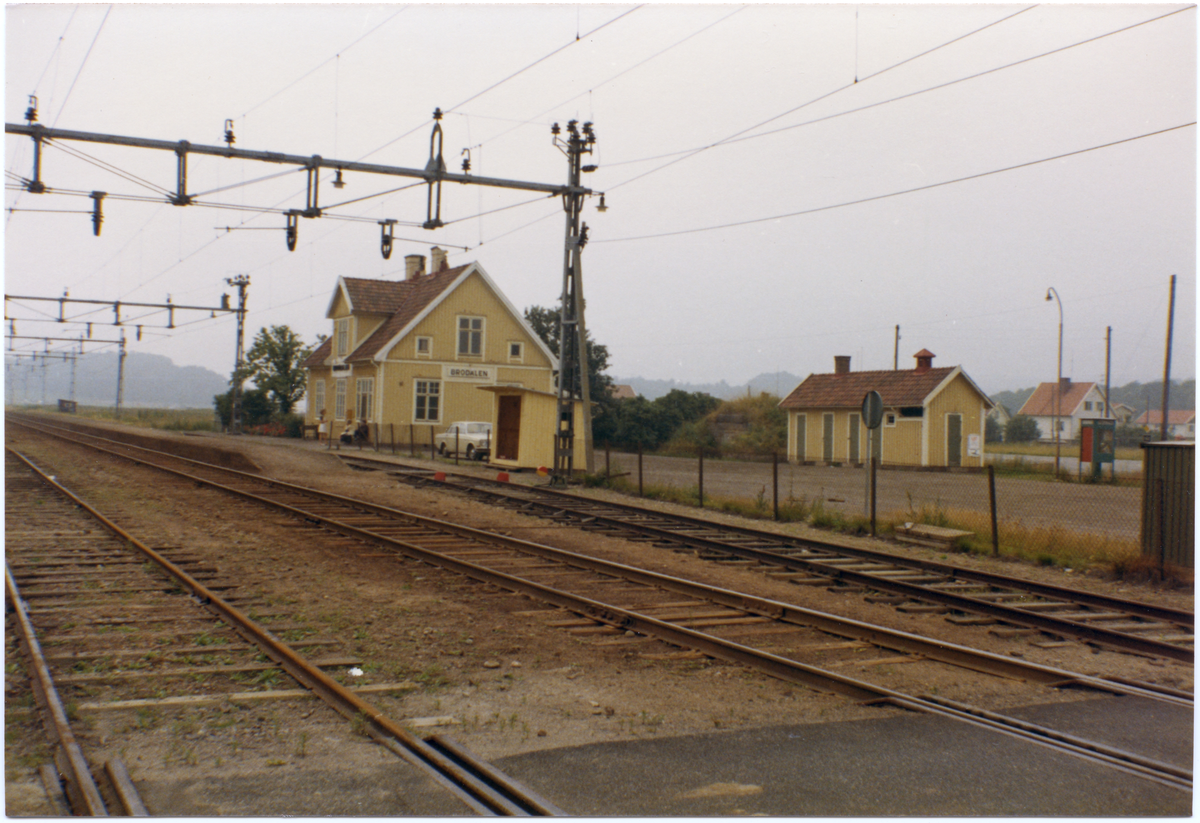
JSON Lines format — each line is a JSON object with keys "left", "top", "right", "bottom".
{"left": 822, "top": 414, "right": 834, "bottom": 462}
{"left": 496, "top": 395, "right": 522, "bottom": 460}
{"left": 794, "top": 415, "right": 806, "bottom": 462}
{"left": 947, "top": 413, "right": 962, "bottom": 467}
{"left": 848, "top": 413, "right": 860, "bottom": 463}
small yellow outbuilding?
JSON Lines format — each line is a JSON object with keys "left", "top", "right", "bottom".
{"left": 778, "top": 350, "right": 993, "bottom": 469}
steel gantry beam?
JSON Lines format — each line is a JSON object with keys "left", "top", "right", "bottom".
{"left": 8, "top": 109, "right": 603, "bottom": 478}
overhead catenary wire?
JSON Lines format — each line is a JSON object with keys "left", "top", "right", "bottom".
{"left": 51, "top": 5, "right": 111, "bottom": 129}
{"left": 596, "top": 122, "right": 1196, "bottom": 243}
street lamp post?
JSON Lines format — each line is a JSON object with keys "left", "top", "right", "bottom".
{"left": 1045, "top": 287, "right": 1063, "bottom": 478}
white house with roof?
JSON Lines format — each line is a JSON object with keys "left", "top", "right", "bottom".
{"left": 1016, "top": 378, "right": 1113, "bottom": 441}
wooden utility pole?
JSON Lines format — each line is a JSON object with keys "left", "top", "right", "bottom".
{"left": 1159, "top": 274, "right": 1176, "bottom": 441}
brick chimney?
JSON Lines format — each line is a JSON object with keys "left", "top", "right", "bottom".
{"left": 1059, "top": 376, "right": 1072, "bottom": 389}
{"left": 834, "top": 355, "right": 851, "bottom": 375}
{"left": 430, "top": 246, "right": 448, "bottom": 272}
{"left": 405, "top": 254, "right": 426, "bottom": 280}
{"left": 913, "top": 349, "right": 935, "bottom": 373}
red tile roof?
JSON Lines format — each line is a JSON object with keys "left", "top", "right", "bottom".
{"left": 303, "top": 337, "right": 332, "bottom": 368}
{"left": 779, "top": 366, "right": 958, "bottom": 409}
{"left": 1135, "top": 409, "right": 1195, "bottom": 426}
{"left": 346, "top": 265, "right": 468, "bottom": 362}
{"left": 1017, "top": 381, "right": 1098, "bottom": 417}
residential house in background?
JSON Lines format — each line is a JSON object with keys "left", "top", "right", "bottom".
{"left": 610, "top": 384, "right": 638, "bottom": 401}
{"left": 303, "top": 248, "right": 559, "bottom": 451}
{"left": 1134, "top": 409, "right": 1196, "bottom": 440}
{"left": 1016, "top": 379, "right": 1114, "bottom": 441}
{"left": 778, "top": 350, "right": 993, "bottom": 468}
{"left": 1110, "top": 402, "right": 1137, "bottom": 425}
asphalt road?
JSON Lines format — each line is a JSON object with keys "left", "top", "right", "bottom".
{"left": 498, "top": 696, "right": 1192, "bottom": 816}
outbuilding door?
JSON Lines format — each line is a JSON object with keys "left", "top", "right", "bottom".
{"left": 822, "top": 414, "right": 834, "bottom": 462}
{"left": 794, "top": 415, "right": 806, "bottom": 462}
{"left": 947, "top": 413, "right": 962, "bottom": 467}
{"left": 496, "top": 395, "right": 522, "bottom": 460}
{"left": 848, "top": 413, "right": 860, "bottom": 463}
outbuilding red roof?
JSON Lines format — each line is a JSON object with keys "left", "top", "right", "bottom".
{"left": 779, "top": 366, "right": 957, "bottom": 409}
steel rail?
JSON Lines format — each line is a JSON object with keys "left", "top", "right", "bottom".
{"left": 6, "top": 446, "right": 564, "bottom": 817}
{"left": 24, "top": 441, "right": 1193, "bottom": 789}
{"left": 11, "top": 421, "right": 1194, "bottom": 789}
{"left": 369, "top": 460, "right": 1193, "bottom": 661}
{"left": 5, "top": 564, "right": 110, "bottom": 816}
{"left": 10, "top": 417, "right": 1191, "bottom": 707}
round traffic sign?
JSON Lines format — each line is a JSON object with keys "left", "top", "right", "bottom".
{"left": 862, "top": 390, "right": 884, "bottom": 430}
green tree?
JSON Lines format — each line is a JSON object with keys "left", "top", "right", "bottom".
{"left": 213, "top": 387, "right": 275, "bottom": 429}
{"left": 985, "top": 415, "right": 1004, "bottom": 443}
{"left": 242, "top": 325, "right": 313, "bottom": 414}
{"left": 1005, "top": 415, "right": 1040, "bottom": 443}
{"left": 524, "top": 304, "right": 614, "bottom": 403}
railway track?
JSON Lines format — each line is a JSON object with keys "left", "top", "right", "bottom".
{"left": 7, "top": 415, "right": 1194, "bottom": 793}
{"left": 4, "top": 446, "right": 564, "bottom": 816}
{"left": 335, "top": 453, "right": 1193, "bottom": 664}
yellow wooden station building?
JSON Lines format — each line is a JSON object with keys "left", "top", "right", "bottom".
{"left": 779, "top": 350, "right": 993, "bottom": 469}
{"left": 303, "top": 247, "right": 584, "bottom": 468}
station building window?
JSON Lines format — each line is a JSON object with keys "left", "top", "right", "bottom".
{"left": 458, "top": 316, "right": 484, "bottom": 357}
{"left": 415, "top": 380, "right": 440, "bottom": 422}
{"left": 334, "top": 378, "right": 347, "bottom": 419}
{"left": 416, "top": 336, "right": 432, "bottom": 358}
{"left": 508, "top": 341, "right": 524, "bottom": 363}
{"left": 356, "top": 378, "right": 374, "bottom": 421}
{"left": 313, "top": 380, "right": 325, "bottom": 418}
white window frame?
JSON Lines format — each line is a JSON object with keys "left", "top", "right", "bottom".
{"left": 414, "top": 380, "right": 441, "bottom": 422}
{"left": 335, "top": 318, "right": 350, "bottom": 357}
{"left": 457, "top": 316, "right": 484, "bottom": 358}
{"left": 416, "top": 336, "right": 433, "bottom": 358}
{"left": 313, "top": 379, "right": 326, "bottom": 418}
{"left": 508, "top": 340, "right": 524, "bottom": 363}
{"left": 356, "top": 378, "right": 374, "bottom": 422}
{"left": 334, "top": 378, "right": 347, "bottom": 419}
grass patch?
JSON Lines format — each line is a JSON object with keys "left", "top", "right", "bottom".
{"left": 990, "top": 442, "right": 1142, "bottom": 461}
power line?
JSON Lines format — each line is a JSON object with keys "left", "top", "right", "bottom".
{"left": 596, "top": 122, "right": 1196, "bottom": 243}
{"left": 605, "top": 4, "right": 1187, "bottom": 188}
{"left": 52, "top": 5, "right": 111, "bottom": 128}
{"left": 240, "top": 7, "right": 408, "bottom": 119}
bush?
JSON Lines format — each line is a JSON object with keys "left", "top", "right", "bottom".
{"left": 1005, "top": 415, "right": 1039, "bottom": 443}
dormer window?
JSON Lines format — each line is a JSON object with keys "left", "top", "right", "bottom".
{"left": 335, "top": 318, "right": 350, "bottom": 358}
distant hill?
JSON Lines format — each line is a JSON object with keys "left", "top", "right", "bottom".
{"left": 615, "top": 372, "right": 803, "bottom": 401}
{"left": 5, "top": 352, "right": 228, "bottom": 409}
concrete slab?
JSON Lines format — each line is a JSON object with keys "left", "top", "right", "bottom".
{"left": 496, "top": 696, "right": 1193, "bottom": 816}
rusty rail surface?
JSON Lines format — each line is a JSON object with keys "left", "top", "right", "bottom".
{"left": 6, "top": 445, "right": 564, "bottom": 817}
{"left": 7, "top": 415, "right": 1194, "bottom": 791}
{"left": 346, "top": 455, "right": 1193, "bottom": 662}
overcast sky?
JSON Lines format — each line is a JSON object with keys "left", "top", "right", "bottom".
{"left": 5, "top": 3, "right": 1195, "bottom": 397}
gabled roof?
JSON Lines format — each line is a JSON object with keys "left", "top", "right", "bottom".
{"left": 306, "top": 261, "right": 558, "bottom": 369}
{"left": 1017, "top": 381, "right": 1102, "bottom": 417}
{"left": 303, "top": 337, "right": 332, "bottom": 368}
{"left": 1135, "top": 409, "right": 1196, "bottom": 426}
{"left": 778, "top": 365, "right": 990, "bottom": 410}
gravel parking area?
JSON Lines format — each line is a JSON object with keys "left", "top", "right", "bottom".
{"left": 596, "top": 452, "right": 1142, "bottom": 540}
